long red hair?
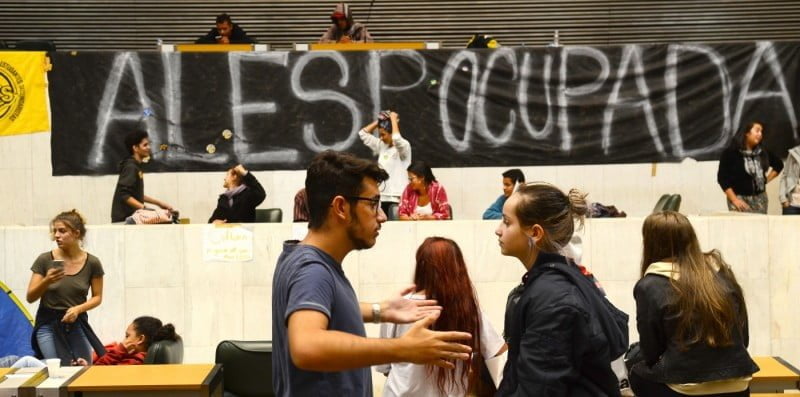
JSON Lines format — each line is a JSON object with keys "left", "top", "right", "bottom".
{"left": 413, "top": 237, "right": 482, "bottom": 394}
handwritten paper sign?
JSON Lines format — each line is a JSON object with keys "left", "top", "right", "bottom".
{"left": 203, "top": 225, "right": 254, "bottom": 262}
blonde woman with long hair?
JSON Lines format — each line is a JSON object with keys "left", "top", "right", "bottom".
{"left": 630, "top": 211, "right": 759, "bottom": 396}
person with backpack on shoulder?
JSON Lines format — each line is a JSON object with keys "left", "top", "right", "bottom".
{"left": 494, "top": 183, "right": 628, "bottom": 396}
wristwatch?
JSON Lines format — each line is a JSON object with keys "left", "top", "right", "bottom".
{"left": 372, "top": 303, "right": 381, "bottom": 324}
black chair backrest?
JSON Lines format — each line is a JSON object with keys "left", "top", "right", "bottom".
{"left": 652, "top": 194, "right": 670, "bottom": 213}
{"left": 215, "top": 340, "right": 274, "bottom": 397}
{"left": 144, "top": 338, "right": 184, "bottom": 364}
{"left": 386, "top": 203, "right": 400, "bottom": 221}
{"left": 255, "top": 208, "right": 282, "bottom": 223}
{"left": 663, "top": 194, "right": 682, "bottom": 212}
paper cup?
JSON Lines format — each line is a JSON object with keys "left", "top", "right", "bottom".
{"left": 45, "top": 358, "right": 61, "bottom": 377}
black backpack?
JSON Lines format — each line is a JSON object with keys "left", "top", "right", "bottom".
{"left": 542, "top": 262, "right": 630, "bottom": 359}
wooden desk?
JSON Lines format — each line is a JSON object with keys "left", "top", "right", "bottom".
{"left": 310, "top": 42, "right": 427, "bottom": 51}
{"left": 752, "top": 356, "right": 800, "bottom": 393}
{"left": 36, "top": 366, "right": 86, "bottom": 397}
{"left": 175, "top": 44, "right": 254, "bottom": 52}
{"left": 751, "top": 394, "right": 797, "bottom": 397}
{"left": 0, "top": 368, "right": 14, "bottom": 380}
{"left": 67, "top": 364, "right": 222, "bottom": 397}
{"left": 0, "top": 367, "right": 47, "bottom": 397}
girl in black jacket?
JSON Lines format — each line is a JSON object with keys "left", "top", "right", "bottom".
{"left": 494, "top": 183, "right": 628, "bottom": 396}
{"left": 208, "top": 164, "right": 266, "bottom": 223}
{"left": 630, "top": 211, "right": 758, "bottom": 396}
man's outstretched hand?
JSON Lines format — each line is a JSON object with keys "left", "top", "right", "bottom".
{"left": 381, "top": 285, "right": 442, "bottom": 324}
{"left": 398, "top": 312, "right": 473, "bottom": 369}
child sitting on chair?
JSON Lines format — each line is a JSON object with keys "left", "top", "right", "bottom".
{"left": 2, "top": 316, "right": 179, "bottom": 368}
{"left": 75, "top": 316, "right": 180, "bottom": 366}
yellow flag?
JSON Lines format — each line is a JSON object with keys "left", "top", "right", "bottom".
{"left": 0, "top": 51, "right": 50, "bottom": 136}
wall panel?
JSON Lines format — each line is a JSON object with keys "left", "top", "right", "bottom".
{"left": 2, "top": 1, "right": 799, "bottom": 50}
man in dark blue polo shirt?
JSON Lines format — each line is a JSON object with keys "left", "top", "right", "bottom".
{"left": 272, "top": 150, "right": 473, "bottom": 396}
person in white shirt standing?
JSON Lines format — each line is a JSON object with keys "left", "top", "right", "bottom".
{"left": 358, "top": 110, "right": 412, "bottom": 217}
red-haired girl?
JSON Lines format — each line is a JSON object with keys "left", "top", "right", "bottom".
{"left": 376, "top": 237, "right": 506, "bottom": 396}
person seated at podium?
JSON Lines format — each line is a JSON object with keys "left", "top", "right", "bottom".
{"left": 398, "top": 160, "right": 451, "bottom": 220}
{"left": 483, "top": 168, "right": 525, "bottom": 220}
{"left": 319, "top": 3, "right": 373, "bottom": 43}
{"left": 75, "top": 316, "right": 180, "bottom": 366}
{"left": 196, "top": 13, "right": 255, "bottom": 44}
{"left": 208, "top": 164, "right": 266, "bottom": 224}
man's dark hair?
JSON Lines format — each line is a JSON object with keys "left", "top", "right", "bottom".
{"left": 502, "top": 168, "right": 525, "bottom": 184}
{"left": 216, "top": 13, "right": 233, "bottom": 24}
{"left": 306, "top": 150, "right": 389, "bottom": 229}
{"left": 124, "top": 130, "right": 148, "bottom": 155}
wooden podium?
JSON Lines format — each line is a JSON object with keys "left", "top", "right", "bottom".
{"left": 751, "top": 356, "right": 800, "bottom": 393}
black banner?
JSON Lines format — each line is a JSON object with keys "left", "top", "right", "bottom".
{"left": 50, "top": 42, "right": 800, "bottom": 175}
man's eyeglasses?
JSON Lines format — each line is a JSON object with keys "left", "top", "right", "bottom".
{"left": 345, "top": 196, "right": 382, "bottom": 214}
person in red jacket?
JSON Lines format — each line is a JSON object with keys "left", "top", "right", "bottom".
{"left": 76, "top": 316, "right": 180, "bottom": 366}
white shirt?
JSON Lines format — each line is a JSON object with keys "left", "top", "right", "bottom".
{"left": 375, "top": 295, "right": 505, "bottom": 397}
{"left": 415, "top": 202, "right": 433, "bottom": 216}
{"left": 358, "top": 129, "right": 412, "bottom": 203}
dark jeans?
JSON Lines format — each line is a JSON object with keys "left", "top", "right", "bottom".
{"left": 783, "top": 205, "right": 800, "bottom": 215}
{"left": 629, "top": 371, "right": 749, "bottom": 397}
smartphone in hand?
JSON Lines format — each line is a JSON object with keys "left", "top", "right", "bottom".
{"left": 51, "top": 259, "right": 65, "bottom": 272}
